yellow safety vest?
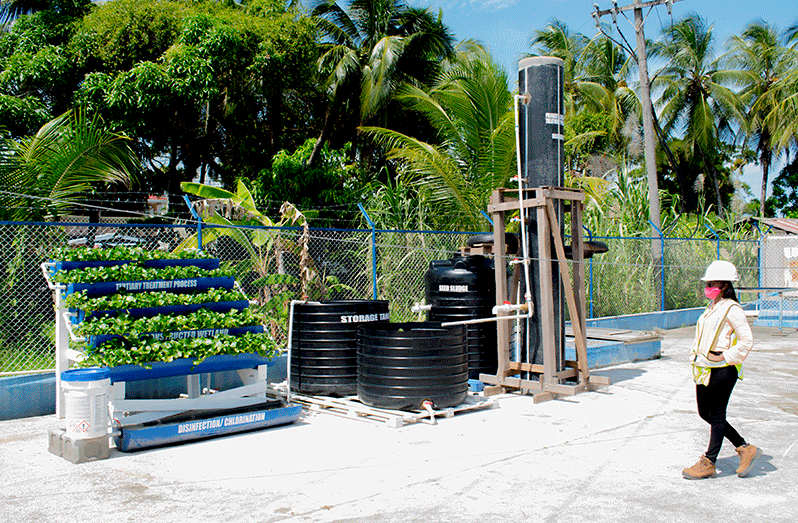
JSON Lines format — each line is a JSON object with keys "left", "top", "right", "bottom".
{"left": 690, "top": 299, "right": 744, "bottom": 386}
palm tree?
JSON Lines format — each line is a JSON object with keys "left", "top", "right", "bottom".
{"left": 0, "top": 0, "right": 90, "bottom": 24}
{"left": 530, "top": 21, "right": 636, "bottom": 176}
{"left": 651, "top": 14, "right": 745, "bottom": 218}
{"left": 0, "top": 110, "right": 137, "bottom": 221}
{"left": 307, "top": 0, "right": 454, "bottom": 166}
{"left": 726, "top": 21, "right": 796, "bottom": 217}
{"left": 529, "top": 19, "right": 590, "bottom": 117}
{"left": 0, "top": 0, "right": 47, "bottom": 23}
{"left": 361, "top": 41, "right": 515, "bottom": 231}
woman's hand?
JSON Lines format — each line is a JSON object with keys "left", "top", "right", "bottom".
{"left": 706, "top": 352, "right": 725, "bottom": 362}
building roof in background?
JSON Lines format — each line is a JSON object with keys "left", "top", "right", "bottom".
{"left": 757, "top": 217, "right": 798, "bottom": 235}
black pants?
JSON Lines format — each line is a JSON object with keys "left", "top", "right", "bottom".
{"left": 696, "top": 365, "right": 746, "bottom": 462}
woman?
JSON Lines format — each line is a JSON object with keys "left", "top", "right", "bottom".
{"left": 682, "top": 260, "right": 761, "bottom": 479}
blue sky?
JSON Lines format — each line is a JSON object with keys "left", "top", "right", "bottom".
{"left": 406, "top": 0, "right": 798, "bottom": 201}
{"left": 410, "top": 0, "right": 798, "bottom": 77}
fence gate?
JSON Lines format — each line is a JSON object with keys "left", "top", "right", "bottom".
{"left": 759, "top": 234, "right": 798, "bottom": 325}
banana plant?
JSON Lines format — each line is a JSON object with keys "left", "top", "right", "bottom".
{"left": 176, "top": 180, "right": 329, "bottom": 340}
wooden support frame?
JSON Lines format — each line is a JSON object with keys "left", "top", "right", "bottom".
{"left": 479, "top": 186, "right": 609, "bottom": 401}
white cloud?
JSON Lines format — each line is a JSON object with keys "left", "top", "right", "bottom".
{"left": 477, "top": 0, "right": 520, "bottom": 10}
{"left": 418, "top": 0, "right": 520, "bottom": 12}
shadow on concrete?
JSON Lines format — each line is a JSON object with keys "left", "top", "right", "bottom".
{"left": 592, "top": 368, "right": 645, "bottom": 384}
{"left": 714, "top": 452, "right": 775, "bottom": 478}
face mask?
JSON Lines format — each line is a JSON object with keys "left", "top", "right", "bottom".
{"left": 704, "top": 286, "right": 722, "bottom": 300}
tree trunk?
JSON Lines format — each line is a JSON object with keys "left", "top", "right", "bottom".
{"left": 759, "top": 146, "right": 772, "bottom": 218}
{"left": 267, "top": 85, "right": 283, "bottom": 154}
{"left": 696, "top": 142, "right": 724, "bottom": 218}
{"left": 307, "top": 105, "right": 334, "bottom": 168}
{"left": 167, "top": 138, "right": 182, "bottom": 214}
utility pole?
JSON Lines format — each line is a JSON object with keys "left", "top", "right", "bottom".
{"left": 592, "top": 0, "right": 682, "bottom": 311}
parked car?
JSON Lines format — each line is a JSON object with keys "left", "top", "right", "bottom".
{"left": 67, "top": 232, "right": 144, "bottom": 249}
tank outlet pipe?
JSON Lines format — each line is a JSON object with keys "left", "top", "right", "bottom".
{"left": 286, "top": 299, "right": 322, "bottom": 404}
{"left": 492, "top": 301, "right": 531, "bottom": 315}
{"left": 411, "top": 303, "right": 432, "bottom": 313}
{"left": 421, "top": 400, "right": 437, "bottom": 425}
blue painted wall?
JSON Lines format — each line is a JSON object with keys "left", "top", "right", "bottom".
{"left": 0, "top": 373, "right": 56, "bottom": 421}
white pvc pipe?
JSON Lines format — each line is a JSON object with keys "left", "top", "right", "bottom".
{"left": 411, "top": 303, "right": 432, "bottom": 313}
{"left": 514, "top": 94, "right": 534, "bottom": 367}
{"left": 62, "top": 312, "right": 87, "bottom": 343}
{"left": 41, "top": 262, "right": 64, "bottom": 291}
{"left": 441, "top": 314, "right": 531, "bottom": 327}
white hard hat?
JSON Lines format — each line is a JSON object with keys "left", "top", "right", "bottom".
{"left": 701, "top": 260, "right": 739, "bottom": 282}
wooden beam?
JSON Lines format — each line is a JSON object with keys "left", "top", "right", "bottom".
{"left": 480, "top": 374, "right": 544, "bottom": 392}
{"left": 570, "top": 200, "right": 587, "bottom": 364}
{"left": 537, "top": 204, "right": 557, "bottom": 385}
{"left": 483, "top": 385, "right": 506, "bottom": 396}
{"left": 545, "top": 199, "right": 591, "bottom": 380}
{"left": 542, "top": 187, "right": 586, "bottom": 202}
{"left": 491, "top": 190, "right": 511, "bottom": 377}
{"left": 488, "top": 197, "right": 546, "bottom": 213}
{"left": 508, "top": 362, "right": 546, "bottom": 373}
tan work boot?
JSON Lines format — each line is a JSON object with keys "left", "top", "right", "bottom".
{"left": 682, "top": 456, "right": 716, "bottom": 479}
{"left": 736, "top": 444, "right": 762, "bottom": 477}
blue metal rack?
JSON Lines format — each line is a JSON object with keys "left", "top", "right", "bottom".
{"left": 45, "top": 254, "right": 300, "bottom": 455}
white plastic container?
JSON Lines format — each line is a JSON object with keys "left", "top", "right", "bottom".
{"left": 61, "top": 368, "right": 111, "bottom": 439}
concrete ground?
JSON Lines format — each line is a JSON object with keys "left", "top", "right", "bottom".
{"left": 1, "top": 322, "right": 797, "bottom": 523}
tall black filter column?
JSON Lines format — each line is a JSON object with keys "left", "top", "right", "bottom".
{"left": 517, "top": 56, "right": 565, "bottom": 369}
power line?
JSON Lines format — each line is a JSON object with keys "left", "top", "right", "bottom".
{"left": 592, "top": 0, "right": 685, "bottom": 310}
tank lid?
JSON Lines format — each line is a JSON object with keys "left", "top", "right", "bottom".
{"left": 518, "top": 56, "right": 564, "bottom": 70}
{"left": 61, "top": 367, "right": 111, "bottom": 382}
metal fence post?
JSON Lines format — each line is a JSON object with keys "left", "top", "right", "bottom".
{"left": 753, "top": 222, "right": 763, "bottom": 287}
{"left": 583, "top": 225, "right": 595, "bottom": 319}
{"left": 649, "top": 220, "right": 666, "bottom": 311}
{"left": 183, "top": 195, "right": 203, "bottom": 251}
{"left": 704, "top": 223, "right": 720, "bottom": 260}
{"left": 357, "top": 204, "right": 378, "bottom": 300}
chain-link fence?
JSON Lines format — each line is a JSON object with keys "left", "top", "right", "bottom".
{"left": 759, "top": 234, "right": 798, "bottom": 319}
{"left": 583, "top": 234, "right": 760, "bottom": 317}
{"left": 0, "top": 221, "right": 761, "bottom": 375}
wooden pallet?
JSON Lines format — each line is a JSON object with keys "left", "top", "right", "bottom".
{"left": 275, "top": 388, "right": 498, "bottom": 428}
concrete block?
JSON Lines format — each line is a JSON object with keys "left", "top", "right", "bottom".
{"left": 47, "top": 428, "right": 109, "bottom": 464}
{"left": 48, "top": 428, "right": 65, "bottom": 457}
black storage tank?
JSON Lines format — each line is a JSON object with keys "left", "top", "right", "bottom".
{"left": 425, "top": 254, "right": 497, "bottom": 379}
{"left": 357, "top": 322, "right": 468, "bottom": 410}
{"left": 290, "top": 300, "right": 389, "bottom": 395}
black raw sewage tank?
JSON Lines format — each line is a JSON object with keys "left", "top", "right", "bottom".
{"left": 290, "top": 300, "right": 389, "bottom": 395}
{"left": 425, "top": 253, "right": 497, "bottom": 379}
{"left": 357, "top": 322, "right": 468, "bottom": 410}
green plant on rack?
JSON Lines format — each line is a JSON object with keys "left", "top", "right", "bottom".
{"left": 50, "top": 246, "right": 209, "bottom": 262}
{"left": 63, "top": 287, "right": 248, "bottom": 313}
{"left": 73, "top": 308, "right": 263, "bottom": 337}
{"left": 74, "top": 331, "right": 280, "bottom": 368}
{"left": 52, "top": 264, "right": 234, "bottom": 284}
